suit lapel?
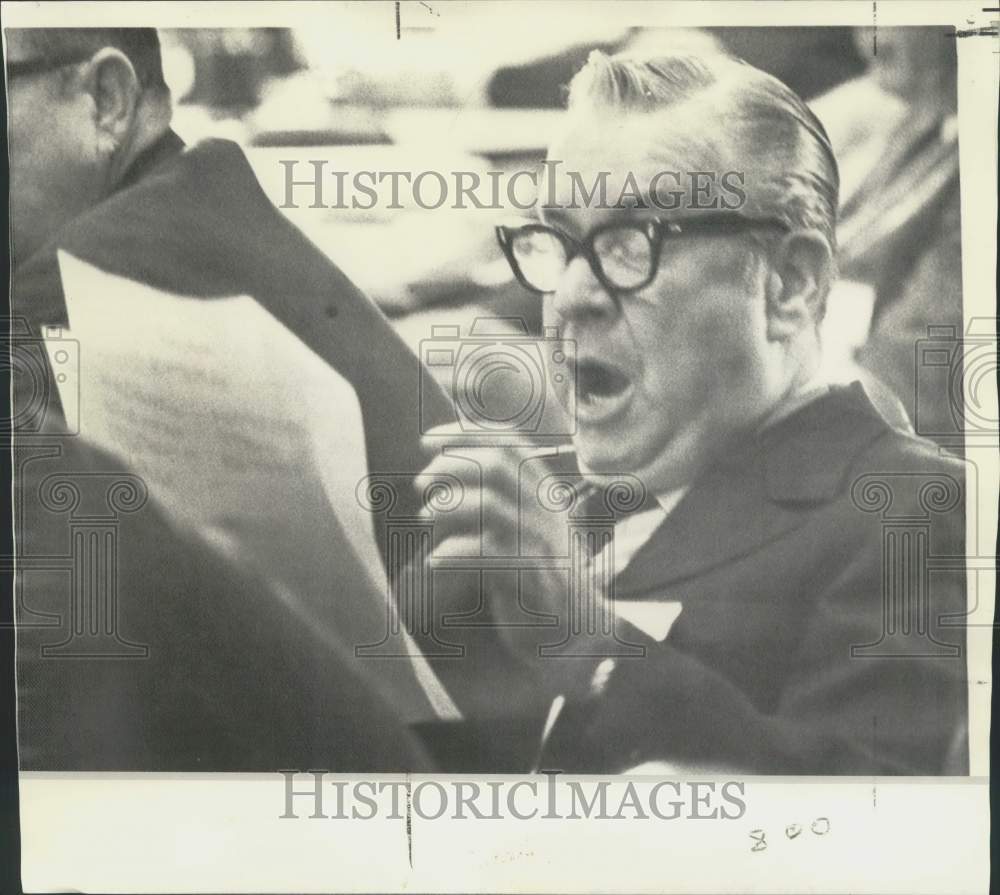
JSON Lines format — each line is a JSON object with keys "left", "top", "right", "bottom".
{"left": 614, "top": 448, "right": 800, "bottom": 596}
{"left": 614, "top": 384, "right": 891, "bottom": 597}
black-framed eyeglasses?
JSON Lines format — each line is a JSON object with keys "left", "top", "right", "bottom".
{"left": 496, "top": 214, "right": 789, "bottom": 295}
{"left": 5, "top": 52, "right": 95, "bottom": 81}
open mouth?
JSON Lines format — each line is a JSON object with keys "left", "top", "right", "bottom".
{"left": 575, "top": 358, "right": 633, "bottom": 422}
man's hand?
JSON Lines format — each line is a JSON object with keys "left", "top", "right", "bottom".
{"left": 423, "top": 435, "right": 571, "bottom": 641}
{"left": 401, "top": 428, "right": 599, "bottom": 713}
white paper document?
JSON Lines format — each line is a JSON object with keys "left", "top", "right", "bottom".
{"left": 49, "top": 250, "right": 457, "bottom": 722}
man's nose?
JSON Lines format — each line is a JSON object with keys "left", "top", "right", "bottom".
{"left": 550, "top": 256, "right": 619, "bottom": 324}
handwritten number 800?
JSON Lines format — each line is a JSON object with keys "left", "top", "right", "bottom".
{"left": 749, "top": 817, "right": 830, "bottom": 852}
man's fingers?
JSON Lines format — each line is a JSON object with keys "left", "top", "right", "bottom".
{"left": 419, "top": 447, "right": 572, "bottom": 524}
{"left": 429, "top": 497, "right": 521, "bottom": 555}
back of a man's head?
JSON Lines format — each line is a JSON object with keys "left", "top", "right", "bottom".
{"left": 565, "top": 51, "right": 840, "bottom": 255}
{"left": 7, "top": 28, "right": 174, "bottom": 267}
{"left": 14, "top": 27, "right": 168, "bottom": 95}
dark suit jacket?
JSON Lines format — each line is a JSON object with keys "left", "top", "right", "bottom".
{"left": 11, "top": 130, "right": 452, "bottom": 769}
{"left": 12, "top": 129, "right": 450, "bottom": 507}
{"left": 539, "top": 383, "right": 968, "bottom": 774}
{"left": 15, "top": 437, "right": 433, "bottom": 772}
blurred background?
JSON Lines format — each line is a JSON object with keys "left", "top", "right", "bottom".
{"left": 158, "top": 17, "right": 961, "bottom": 442}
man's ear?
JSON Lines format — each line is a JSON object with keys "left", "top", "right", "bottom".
{"left": 82, "top": 48, "right": 141, "bottom": 155}
{"left": 764, "top": 230, "right": 833, "bottom": 341}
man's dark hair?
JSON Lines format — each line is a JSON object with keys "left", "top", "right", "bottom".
{"left": 15, "top": 28, "right": 168, "bottom": 93}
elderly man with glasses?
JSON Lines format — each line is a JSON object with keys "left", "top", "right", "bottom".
{"left": 411, "top": 51, "right": 968, "bottom": 775}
